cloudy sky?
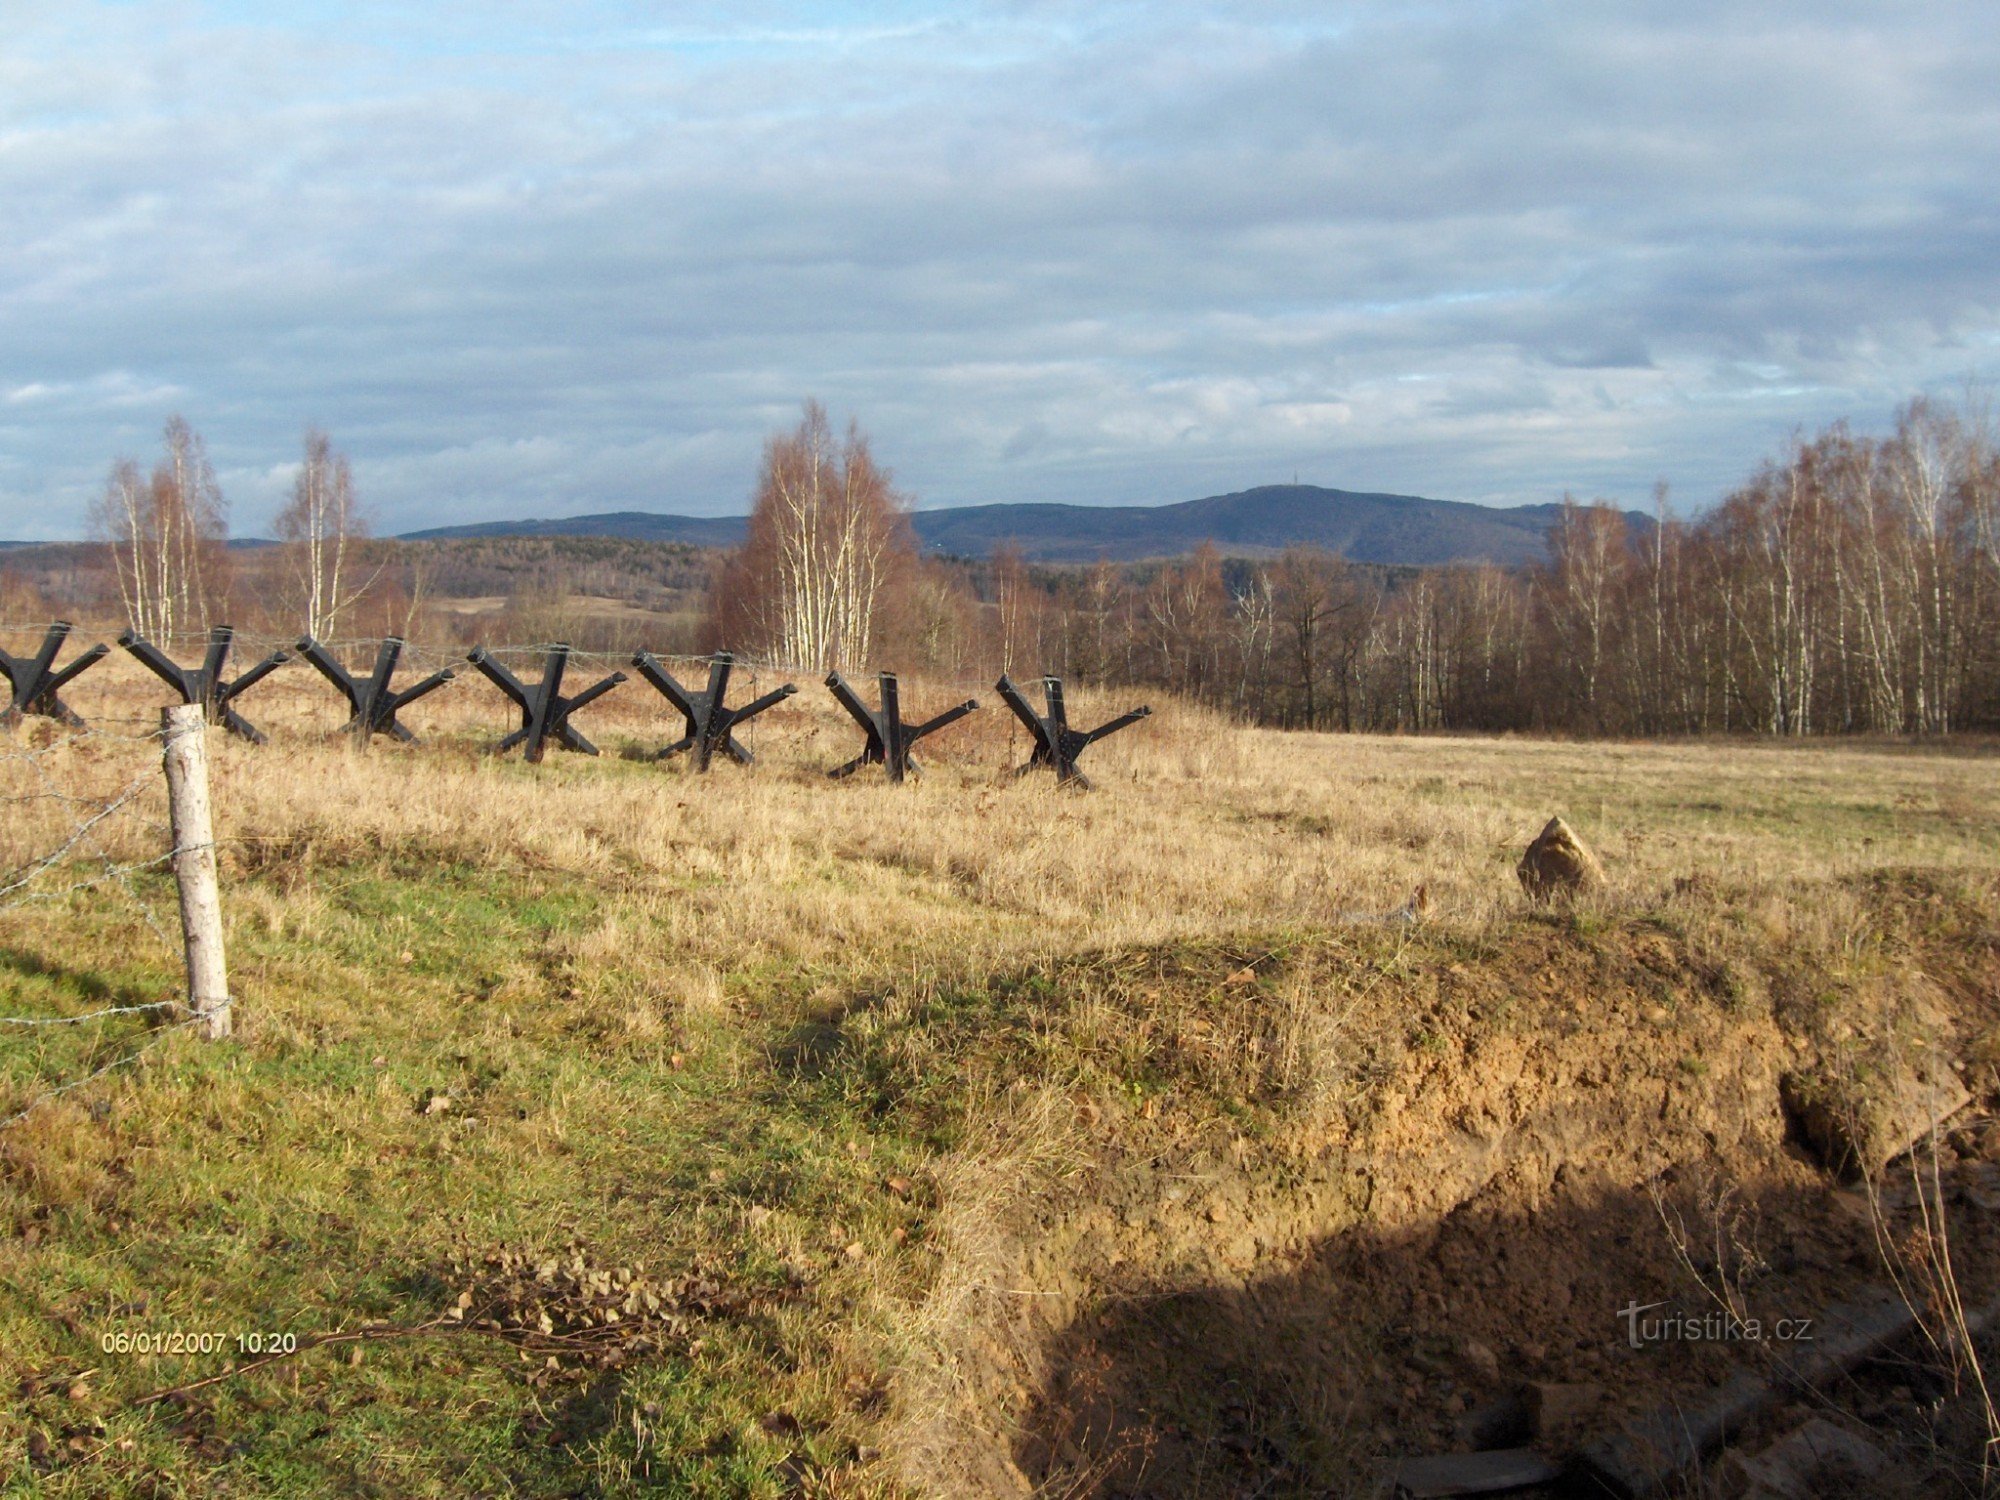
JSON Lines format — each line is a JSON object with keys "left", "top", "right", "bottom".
{"left": 2, "top": 2, "right": 1995, "bottom": 539}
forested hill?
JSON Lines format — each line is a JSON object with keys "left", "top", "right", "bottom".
{"left": 401, "top": 484, "right": 1647, "bottom": 566}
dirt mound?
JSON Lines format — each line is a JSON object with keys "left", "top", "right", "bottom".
{"left": 888, "top": 871, "right": 2000, "bottom": 1497}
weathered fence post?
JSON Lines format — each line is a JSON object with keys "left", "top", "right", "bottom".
{"left": 161, "top": 705, "right": 230, "bottom": 1041}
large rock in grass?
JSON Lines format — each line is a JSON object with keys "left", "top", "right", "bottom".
{"left": 1517, "top": 816, "right": 1605, "bottom": 902}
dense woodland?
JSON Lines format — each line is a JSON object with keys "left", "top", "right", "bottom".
{"left": 5, "top": 394, "right": 1997, "bottom": 737}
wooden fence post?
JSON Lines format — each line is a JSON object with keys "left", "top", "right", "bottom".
{"left": 161, "top": 704, "right": 231, "bottom": 1040}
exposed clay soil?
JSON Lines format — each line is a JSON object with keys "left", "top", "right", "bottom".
{"left": 898, "top": 870, "right": 2000, "bottom": 1498}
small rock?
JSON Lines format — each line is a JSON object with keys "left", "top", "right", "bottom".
{"left": 1962, "top": 1172, "right": 2000, "bottom": 1215}
{"left": 1517, "top": 816, "right": 1605, "bottom": 901}
{"left": 1457, "top": 1337, "right": 1501, "bottom": 1383}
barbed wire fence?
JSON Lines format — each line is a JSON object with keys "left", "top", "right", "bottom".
{"left": 0, "top": 713, "right": 207, "bottom": 1131}
{"left": 0, "top": 616, "right": 828, "bottom": 683}
{"left": 0, "top": 616, "right": 900, "bottom": 1136}
{"left": 0, "top": 605, "right": 1110, "bottom": 1130}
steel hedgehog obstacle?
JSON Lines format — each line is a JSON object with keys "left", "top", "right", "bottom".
{"left": 466, "top": 644, "right": 627, "bottom": 762}
{"left": 119, "top": 625, "right": 292, "bottom": 743}
{"left": 825, "top": 670, "right": 980, "bottom": 782}
{"left": 3, "top": 622, "right": 1155, "bottom": 788}
{"left": 1, "top": 621, "right": 110, "bottom": 727}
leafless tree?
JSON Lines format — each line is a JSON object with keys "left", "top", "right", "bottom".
{"left": 88, "top": 416, "right": 228, "bottom": 641}
{"left": 712, "top": 402, "right": 914, "bottom": 672}
{"left": 274, "top": 427, "right": 375, "bottom": 640}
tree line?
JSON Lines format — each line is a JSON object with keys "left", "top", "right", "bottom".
{"left": 716, "top": 396, "right": 2000, "bottom": 736}
{"left": 12, "top": 396, "right": 1997, "bottom": 737}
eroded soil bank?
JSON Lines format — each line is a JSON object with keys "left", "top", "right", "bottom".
{"left": 885, "top": 869, "right": 2000, "bottom": 1497}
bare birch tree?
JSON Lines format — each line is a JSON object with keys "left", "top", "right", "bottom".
{"left": 274, "top": 428, "right": 374, "bottom": 640}
{"left": 713, "top": 402, "right": 914, "bottom": 672}
{"left": 89, "top": 416, "right": 229, "bottom": 641}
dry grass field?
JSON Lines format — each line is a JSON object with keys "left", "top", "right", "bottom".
{"left": 4, "top": 635, "right": 2000, "bottom": 1497}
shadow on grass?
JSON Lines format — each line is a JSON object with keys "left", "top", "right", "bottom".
{"left": 0, "top": 943, "right": 171, "bottom": 1018}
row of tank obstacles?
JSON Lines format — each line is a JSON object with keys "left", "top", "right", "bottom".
{"left": 1, "top": 622, "right": 1151, "bottom": 787}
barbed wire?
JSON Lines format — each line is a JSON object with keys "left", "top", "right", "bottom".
{"left": 0, "top": 1014, "right": 206, "bottom": 1131}
{"left": 1, "top": 719, "right": 186, "bottom": 1133}
{"left": 2, "top": 999, "right": 184, "bottom": 1027}
{"left": 0, "top": 623, "right": 801, "bottom": 1138}
{"left": 0, "top": 619, "right": 797, "bottom": 677}
{"left": 0, "top": 762, "right": 158, "bottom": 901}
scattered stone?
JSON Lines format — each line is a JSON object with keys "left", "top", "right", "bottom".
{"left": 1517, "top": 817, "right": 1605, "bottom": 902}
{"left": 1456, "top": 1337, "right": 1501, "bottom": 1383}
{"left": 1781, "top": 1061, "right": 1971, "bottom": 1180}
{"left": 1388, "top": 1448, "right": 1562, "bottom": 1497}
{"left": 1722, "top": 1417, "right": 1890, "bottom": 1500}
{"left": 757, "top": 1410, "right": 804, "bottom": 1438}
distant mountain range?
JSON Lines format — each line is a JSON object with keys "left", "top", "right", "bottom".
{"left": 400, "top": 484, "right": 1638, "bottom": 567}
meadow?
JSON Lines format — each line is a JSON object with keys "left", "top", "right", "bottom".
{"left": 3, "top": 638, "right": 1998, "bottom": 1496}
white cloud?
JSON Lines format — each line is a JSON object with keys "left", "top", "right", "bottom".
{"left": 0, "top": 1, "right": 1994, "bottom": 538}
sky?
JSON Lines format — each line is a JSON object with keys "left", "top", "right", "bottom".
{"left": 2, "top": 2, "right": 1996, "bottom": 540}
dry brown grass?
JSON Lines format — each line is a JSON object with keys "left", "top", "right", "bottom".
{"left": 5, "top": 628, "right": 2000, "bottom": 1497}
{"left": 8, "top": 636, "right": 1995, "bottom": 991}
